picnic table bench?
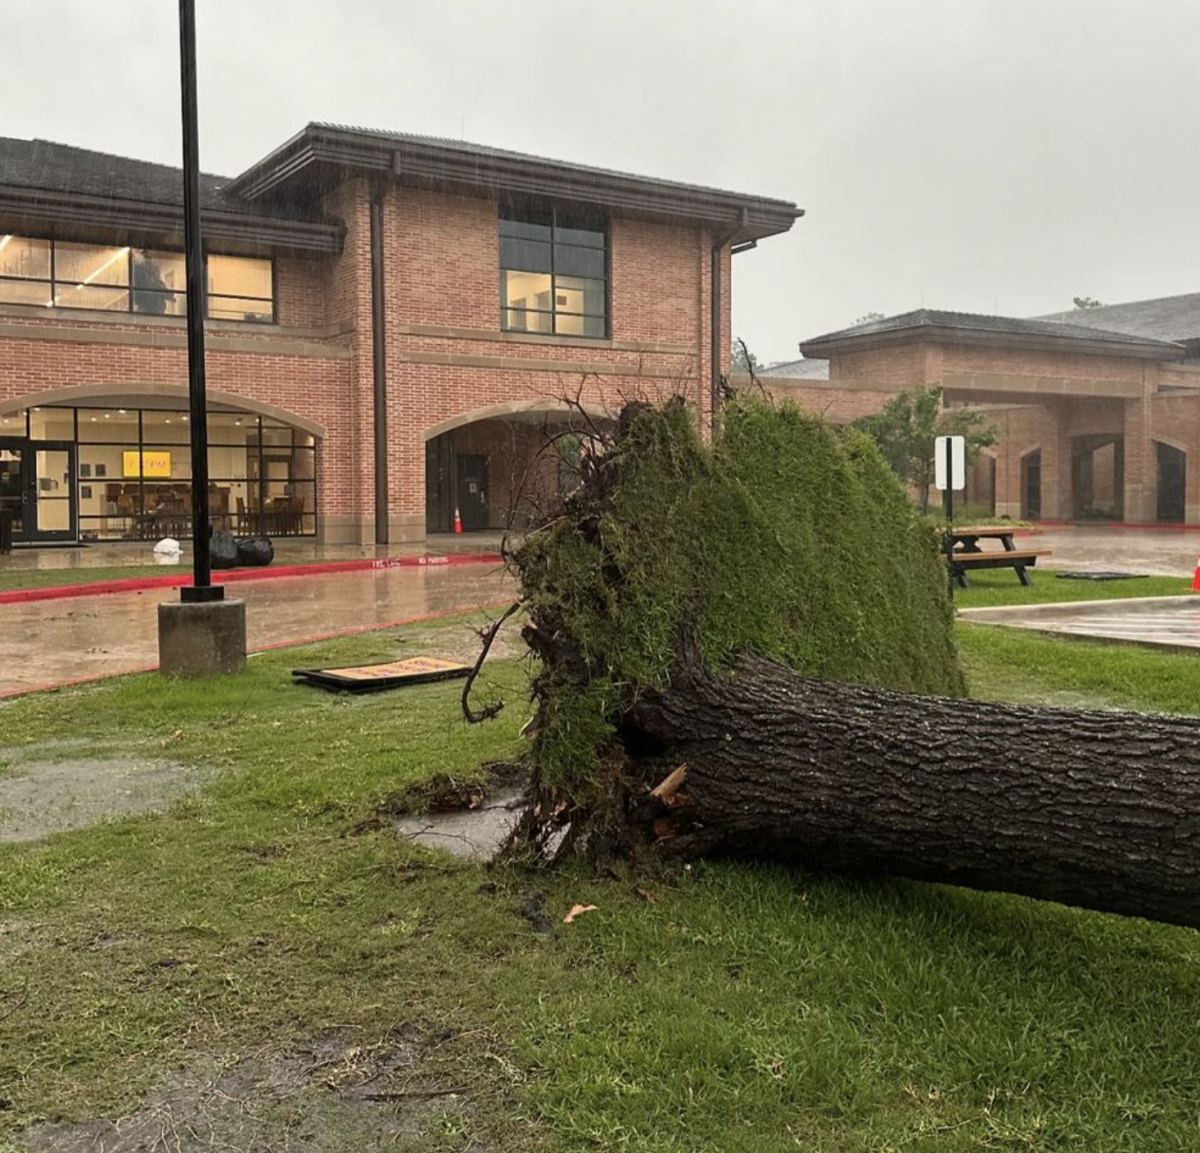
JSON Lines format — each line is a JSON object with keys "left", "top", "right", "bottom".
{"left": 948, "top": 525, "right": 1051, "bottom": 588}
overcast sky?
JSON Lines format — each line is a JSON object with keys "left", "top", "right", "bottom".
{"left": 5, "top": 0, "right": 1200, "bottom": 364}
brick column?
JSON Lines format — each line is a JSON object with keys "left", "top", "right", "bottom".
{"left": 1038, "top": 401, "right": 1072, "bottom": 520}
{"left": 1123, "top": 392, "right": 1155, "bottom": 523}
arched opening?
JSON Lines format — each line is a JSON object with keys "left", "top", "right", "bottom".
{"left": 1021, "top": 449, "right": 1042, "bottom": 521}
{"left": 423, "top": 406, "right": 614, "bottom": 535}
{"left": 1070, "top": 433, "right": 1123, "bottom": 521}
{"left": 1156, "top": 442, "right": 1187, "bottom": 523}
{"left": 0, "top": 389, "right": 319, "bottom": 544}
{"left": 965, "top": 452, "right": 997, "bottom": 517}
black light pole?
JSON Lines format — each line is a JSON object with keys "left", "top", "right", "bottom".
{"left": 178, "top": 0, "right": 221, "bottom": 604}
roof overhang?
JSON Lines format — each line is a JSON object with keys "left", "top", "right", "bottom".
{"left": 801, "top": 324, "right": 1184, "bottom": 363}
{"left": 0, "top": 185, "right": 344, "bottom": 257}
{"left": 229, "top": 126, "right": 802, "bottom": 243}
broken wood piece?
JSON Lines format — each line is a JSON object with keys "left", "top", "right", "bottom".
{"left": 649, "top": 764, "right": 688, "bottom": 800}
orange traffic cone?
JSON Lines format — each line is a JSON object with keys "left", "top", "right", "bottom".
{"left": 453, "top": 506, "right": 464, "bottom": 535}
{"left": 1192, "top": 555, "right": 1200, "bottom": 592}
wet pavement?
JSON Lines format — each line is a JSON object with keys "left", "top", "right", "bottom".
{"left": 960, "top": 595, "right": 1200, "bottom": 650}
{"left": 1023, "top": 526, "right": 1200, "bottom": 577}
{"left": 0, "top": 561, "right": 515, "bottom": 696}
{"left": 0, "top": 531, "right": 506, "bottom": 573}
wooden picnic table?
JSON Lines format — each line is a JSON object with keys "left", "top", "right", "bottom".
{"left": 947, "top": 524, "right": 1050, "bottom": 588}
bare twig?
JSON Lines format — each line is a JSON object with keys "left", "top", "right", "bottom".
{"left": 462, "top": 602, "right": 523, "bottom": 724}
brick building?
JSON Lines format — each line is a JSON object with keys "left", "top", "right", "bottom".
{"left": 0, "top": 126, "right": 799, "bottom": 546}
{"left": 763, "top": 299, "right": 1200, "bottom": 524}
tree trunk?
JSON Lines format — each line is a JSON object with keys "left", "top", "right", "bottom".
{"left": 631, "top": 654, "right": 1200, "bottom": 930}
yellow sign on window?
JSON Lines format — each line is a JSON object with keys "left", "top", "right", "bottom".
{"left": 123, "top": 450, "right": 172, "bottom": 478}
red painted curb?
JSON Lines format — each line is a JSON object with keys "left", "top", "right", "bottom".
{"left": 0, "top": 552, "right": 504, "bottom": 607}
{"left": 0, "top": 600, "right": 515, "bottom": 700}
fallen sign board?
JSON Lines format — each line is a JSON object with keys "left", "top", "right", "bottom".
{"left": 293, "top": 656, "right": 471, "bottom": 694}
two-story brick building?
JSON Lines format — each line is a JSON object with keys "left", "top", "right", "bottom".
{"left": 764, "top": 298, "right": 1200, "bottom": 525}
{"left": 0, "top": 126, "right": 799, "bottom": 547}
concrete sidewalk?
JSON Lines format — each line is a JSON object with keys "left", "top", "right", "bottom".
{"left": 0, "top": 561, "right": 514, "bottom": 696}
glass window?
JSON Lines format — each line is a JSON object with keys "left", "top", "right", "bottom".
{"left": 0, "top": 236, "right": 272, "bottom": 323}
{"left": 207, "top": 296, "right": 273, "bottom": 322}
{"left": 0, "top": 235, "right": 51, "bottom": 280}
{"left": 500, "top": 237, "right": 552, "bottom": 273}
{"left": 76, "top": 408, "right": 138, "bottom": 443}
{"left": 55, "top": 284, "right": 130, "bottom": 312}
{"left": 555, "top": 313, "right": 607, "bottom": 338}
{"left": 500, "top": 205, "right": 607, "bottom": 337}
{"left": 132, "top": 250, "right": 186, "bottom": 316}
{"left": 208, "top": 255, "right": 272, "bottom": 300}
{"left": 141, "top": 410, "right": 191, "bottom": 445}
{"left": 29, "top": 407, "right": 76, "bottom": 441}
{"left": 55, "top": 243, "right": 130, "bottom": 287}
{"left": 0, "top": 280, "right": 52, "bottom": 307}
{"left": 504, "top": 308, "right": 553, "bottom": 334}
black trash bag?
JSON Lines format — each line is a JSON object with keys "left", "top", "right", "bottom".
{"left": 235, "top": 535, "right": 274, "bottom": 567}
{"left": 211, "top": 529, "right": 239, "bottom": 570}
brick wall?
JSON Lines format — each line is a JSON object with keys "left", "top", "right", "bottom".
{"left": 0, "top": 179, "right": 732, "bottom": 544}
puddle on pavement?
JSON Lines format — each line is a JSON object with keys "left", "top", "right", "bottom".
{"left": 393, "top": 785, "right": 526, "bottom": 861}
{"left": 0, "top": 755, "right": 202, "bottom": 842}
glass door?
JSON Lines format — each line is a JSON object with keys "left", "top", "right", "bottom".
{"left": 31, "top": 442, "right": 76, "bottom": 542}
{"left": 0, "top": 440, "right": 27, "bottom": 541}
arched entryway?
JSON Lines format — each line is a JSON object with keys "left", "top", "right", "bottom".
{"left": 1020, "top": 448, "right": 1042, "bottom": 521}
{"left": 1070, "top": 433, "right": 1123, "bottom": 521}
{"left": 0, "top": 386, "right": 322, "bottom": 544}
{"left": 1156, "top": 441, "right": 1187, "bottom": 524}
{"left": 423, "top": 401, "right": 613, "bottom": 535}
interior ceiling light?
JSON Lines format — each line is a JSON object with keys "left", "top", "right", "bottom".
{"left": 0, "top": 235, "right": 12, "bottom": 255}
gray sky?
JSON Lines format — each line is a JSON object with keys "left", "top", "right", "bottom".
{"left": 6, "top": 0, "right": 1200, "bottom": 364}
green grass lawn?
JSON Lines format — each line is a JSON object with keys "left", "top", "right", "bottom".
{"left": 954, "top": 568, "right": 1192, "bottom": 609}
{"left": 6, "top": 615, "right": 1200, "bottom": 1149}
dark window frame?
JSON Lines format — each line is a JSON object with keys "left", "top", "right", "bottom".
{"left": 499, "top": 205, "right": 609, "bottom": 339}
{"left": 20, "top": 403, "right": 314, "bottom": 540}
{"left": 0, "top": 235, "right": 276, "bottom": 324}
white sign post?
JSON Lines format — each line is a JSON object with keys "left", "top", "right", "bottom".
{"left": 935, "top": 434, "right": 967, "bottom": 599}
{"left": 934, "top": 435, "right": 966, "bottom": 494}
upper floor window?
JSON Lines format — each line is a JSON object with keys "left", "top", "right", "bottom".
{"left": 500, "top": 206, "right": 607, "bottom": 338}
{"left": 0, "top": 234, "right": 274, "bottom": 322}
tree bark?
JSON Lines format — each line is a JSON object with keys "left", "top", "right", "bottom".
{"left": 631, "top": 654, "right": 1200, "bottom": 930}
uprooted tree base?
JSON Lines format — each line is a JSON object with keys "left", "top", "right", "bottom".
{"left": 482, "top": 394, "right": 1200, "bottom": 931}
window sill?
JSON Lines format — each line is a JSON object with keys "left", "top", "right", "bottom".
{"left": 497, "top": 329, "right": 612, "bottom": 350}
{"left": 0, "top": 301, "right": 276, "bottom": 332}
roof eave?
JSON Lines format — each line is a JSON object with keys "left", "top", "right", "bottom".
{"left": 229, "top": 127, "right": 801, "bottom": 241}
{"left": 0, "top": 185, "right": 344, "bottom": 256}
{"left": 800, "top": 325, "right": 1185, "bottom": 362}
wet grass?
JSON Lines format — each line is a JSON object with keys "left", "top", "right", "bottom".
{"left": 954, "top": 568, "right": 1191, "bottom": 609}
{"left": 958, "top": 621, "right": 1200, "bottom": 714}
{"left": 4, "top": 616, "right": 1200, "bottom": 1148}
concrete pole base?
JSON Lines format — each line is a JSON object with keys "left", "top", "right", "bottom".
{"left": 158, "top": 597, "right": 247, "bottom": 677}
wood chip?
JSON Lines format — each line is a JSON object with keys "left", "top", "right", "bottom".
{"left": 563, "top": 904, "right": 598, "bottom": 924}
{"left": 649, "top": 764, "right": 688, "bottom": 800}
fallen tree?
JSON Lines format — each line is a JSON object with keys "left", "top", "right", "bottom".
{"left": 475, "top": 393, "right": 1200, "bottom": 930}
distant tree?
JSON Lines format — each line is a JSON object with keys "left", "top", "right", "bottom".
{"left": 853, "top": 385, "right": 998, "bottom": 513}
{"left": 854, "top": 311, "right": 886, "bottom": 325}
{"left": 731, "top": 338, "right": 761, "bottom": 375}
{"left": 1073, "top": 296, "right": 1105, "bottom": 310}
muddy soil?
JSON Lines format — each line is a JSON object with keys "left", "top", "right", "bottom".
{"left": 0, "top": 750, "right": 203, "bottom": 843}
{"left": 22, "top": 1027, "right": 489, "bottom": 1152}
